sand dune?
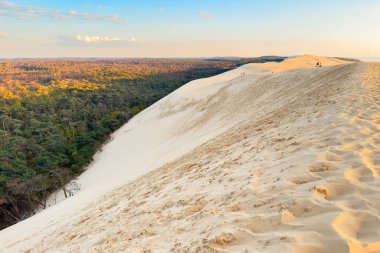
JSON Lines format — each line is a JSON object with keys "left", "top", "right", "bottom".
{"left": 0, "top": 56, "right": 379, "bottom": 253}
{"left": 251, "top": 54, "right": 350, "bottom": 73}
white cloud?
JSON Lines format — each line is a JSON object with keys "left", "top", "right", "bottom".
{"left": 198, "top": 11, "right": 212, "bottom": 20}
{"left": 0, "top": 32, "right": 8, "bottom": 38}
{"left": 0, "top": 0, "right": 17, "bottom": 8}
{"left": 76, "top": 35, "right": 121, "bottom": 43}
{"left": 66, "top": 35, "right": 137, "bottom": 44}
{"left": 0, "top": 0, "right": 123, "bottom": 23}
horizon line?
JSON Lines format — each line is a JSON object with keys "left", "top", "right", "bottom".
{"left": 0, "top": 55, "right": 379, "bottom": 60}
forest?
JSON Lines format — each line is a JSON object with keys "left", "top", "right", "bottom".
{"left": 0, "top": 56, "right": 285, "bottom": 229}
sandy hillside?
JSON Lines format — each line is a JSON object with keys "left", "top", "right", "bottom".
{"left": 252, "top": 54, "right": 349, "bottom": 73}
{"left": 1, "top": 55, "right": 379, "bottom": 253}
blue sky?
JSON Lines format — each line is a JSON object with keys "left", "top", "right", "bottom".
{"left": 0, "top": 0, "right": 379, "bottom": 58}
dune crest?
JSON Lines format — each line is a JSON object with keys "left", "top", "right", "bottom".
{"left": 0, "top": 56, "right": 379, "bottom": 253}
{"left": 251, "top": 54, "right": 350, "bottom": 73}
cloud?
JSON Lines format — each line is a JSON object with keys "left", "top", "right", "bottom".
{"left": 57, "top": 35, "right": 136, "bottom": 47}
{"left": 60, "top": 10, "right": 121, "bottom": 23}
{"left": 0, "top": 0, "right": 123, "bottom": 23}
{"left": 198, "top": 11, "right": 212, "bottom": 20}
{"left": 0, "top": 32, "right": 8, "bottom": 38}
{"left": 0, "top": 0, "right": 17, "bottom": 8}
{"left": 76, "top": 35, "right": 123, "bottom": 43}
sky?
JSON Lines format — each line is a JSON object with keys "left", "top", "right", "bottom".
{"left": 0, "top": 0, "right": 379, "bottom": 58}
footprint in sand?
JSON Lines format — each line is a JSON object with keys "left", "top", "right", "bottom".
{"left": 291, "top": 174, "right": 319, "bottom": 185}
{"left": 358, "top": 149, "right": 379, "bottom": 178}
{"left": 345, "top": 166, "right": 378, "bottom": 185}
{"left": 313, "top": 180, "right": 356, "bottom": 201}
{"left": 332, "top": 211, "right": 380, "bottom": 253}
{"left": 319, "top": 151, "right": 342, "bottom": 162}
{"left": 250, "top": 177, "right": 260, "bottom": 189}
{"left": 309, "top": 162, "right": 337, "bottom": 173}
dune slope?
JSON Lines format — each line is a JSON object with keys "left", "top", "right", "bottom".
{"left": 1, "top": 56, "right": 379, "bottom": 253}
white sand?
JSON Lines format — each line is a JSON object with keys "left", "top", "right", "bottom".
{"left": 1, "top": 55, "right": 379, "bottom": 253}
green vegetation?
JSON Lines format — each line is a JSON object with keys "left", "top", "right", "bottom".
{"left": 0, "top": 57, "right": 285, "bottom": 229}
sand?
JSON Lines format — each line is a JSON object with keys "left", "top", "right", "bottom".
{"left": 252, "top": 54, "right": 350, "bottom": 73}
{"left": 0, "top": 55, "right": 379, "bottom": 253}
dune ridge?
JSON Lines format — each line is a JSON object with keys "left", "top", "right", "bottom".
{"left": 251, "top": 54, "right": 350, "bottom": 73}
{"left": 0, "top": 56, "right": 379, "bottom": 253}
